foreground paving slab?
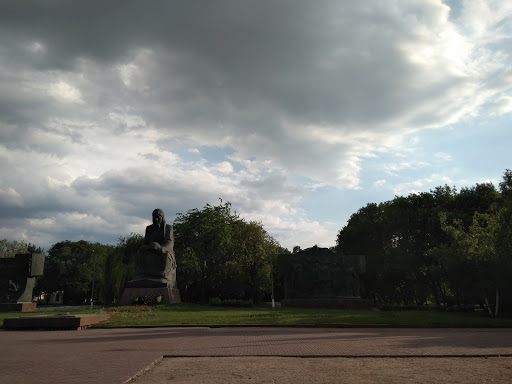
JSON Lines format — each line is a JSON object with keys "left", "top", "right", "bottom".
{"left": 1, "top": 327, "right": 511, "bottom": 384}
{"left": 126, "top": 356, "right": 512, "bottom": 384}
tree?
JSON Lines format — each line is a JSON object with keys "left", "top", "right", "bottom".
{"left": 103, "top": 233, "right": 143, "bottom": 305}
{"left": 37, "top": 240, "right": 112, "bottom": 304}
{"left": 337, "top": 184, "right": 493, "bottom": 306}
{"left": 0, "top": 239, "right": 43, "bottom": 258}
{"left": 437, "top": 170, "right": 512, "bottom": 315}
{"left": 498, "top": 169, "right": 512, "bottom": 197}
{"left": 174, "top": 201, "right": 240, "bottom": 303}
{"left": 336, "top": 170, "right": 512, "bottom": 310}
{"left": 454, "top": 183, "right": 500, "bottom": 228}
{"left": 230, "top": 221, "right": 279, "bottom": 302}
{"left": 173, "top": 200, "right": 282, "bottom": 303}
{"left": 440, "top": 211, "right": 500, "bottom": 315}
{"left": 494, "top": 169, "right": 512, "bottom": 313}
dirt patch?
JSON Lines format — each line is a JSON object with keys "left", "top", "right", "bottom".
{"left": 128, "top": 356, "right": 512, "bottom": 384}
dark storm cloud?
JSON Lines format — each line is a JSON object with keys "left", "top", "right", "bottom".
{"left": 69, "top": 168, "right": 232, "bottom": 222}
{"left": 0, "top": 0, "right": 442, "bottom": 129}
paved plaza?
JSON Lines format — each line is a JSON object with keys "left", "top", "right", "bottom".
{"left": 1, "top": 327, "right": 512, "bottom": 383}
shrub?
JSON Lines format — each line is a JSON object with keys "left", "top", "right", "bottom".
{"left": 209, "top": 297, "right": 253, "bottom": 307}
{"left": 209, "top": 297, "right": 222, "bottom": 306}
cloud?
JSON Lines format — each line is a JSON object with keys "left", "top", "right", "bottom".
{"left": 214, "top": 161, "right": 234, "bottom": 174}
{"left": 491, "top": 96, "right": 512, "bottom": 115}
{"left": 0, "top": 1, "right": 510, "bottom": 250}
{"left": 392, "top": 174, "right": 454, "bottom": 196}
{"left": 48, "top": 81, "right": 83, "bottom": 103}
{"left": 434, "top": 152, "right": 453, "bottom": 162}
{"left": 0, "top": 187, "right": 23, "bottom": 207}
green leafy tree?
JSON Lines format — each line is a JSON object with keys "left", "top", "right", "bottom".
{"left": 0, "top": 239, "right": 43, "bottom": 258}
{"left": 498, "top": 169, "right": 512, "bottom": 197}
{"left": 230, "top": 221, "right": 279, "bottom": 302}
{"left": 440, "top": 211, "right": 500, "bottom": 314}
{"left": 495, "top": 169, "right": 512, "bottom": 313}
{"left": 103, "top": 233, "right": 143, "bottom": 305}
{"left": 174, "top": 201, "right": 240, "bottom": 303}
{"left": 337, "top": 202, "right": 391, "bottom": 303}
{"left": 438, "top": 170, "right": 512, "bottom": 314}
{"left": 173, "top": 200, "right": 282, "bottom": 303}
{"left": 454, "top": 183, "right": 500, "bottom": 228}
{"left": 37, "top": 240, "right": 112, "bottom": 304}
{"left": 336, "top": 171, "right": 512, "bottom": 310}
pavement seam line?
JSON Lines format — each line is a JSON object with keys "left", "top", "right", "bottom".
{"left": 162, "top": 354, "right": 512, "bottom": 358}
{"left": 124, "top": 356, "right": 163, "bottom": 384}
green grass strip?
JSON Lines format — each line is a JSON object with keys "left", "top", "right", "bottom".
{"left": 2, "top": 303, "right": 512, "bottom": 328}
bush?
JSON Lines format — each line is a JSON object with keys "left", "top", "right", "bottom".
{"left": 379, "top": 304, "right": 441, "bottom": 311}
{"left": 209, "top": 297, "right": 222, "bottom": 306}
{"left": 209, "top": 297, "right": 253, "bottom": 307}
{"left": 444, "top": 304, "right": 475, "bottom": 312}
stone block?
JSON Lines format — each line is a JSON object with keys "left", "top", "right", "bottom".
{"left": 0, "top": 302, "right": 37, "bottom": 312}
{"left": 3, "top": 314, "right": 110, "bottom": 330}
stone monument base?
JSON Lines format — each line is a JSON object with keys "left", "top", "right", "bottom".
{"left": 119, "top": 286, "right": 181, "bottom": 305}
{"left": 3, "top": 314, "right": 109, "bottom": 330}
{"left": 0, "top": 302, "right": 37, "bottom": 312}
{"left": 281, "top": 298, "right": 372, "bottom": 309}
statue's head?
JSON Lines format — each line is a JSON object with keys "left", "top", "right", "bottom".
{"left": 152, "top": 208, "right": 165, "bottom": 227}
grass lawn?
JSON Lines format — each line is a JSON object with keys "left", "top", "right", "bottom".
{"left": 2, "top": 303, "right": 511, "bottom": 328}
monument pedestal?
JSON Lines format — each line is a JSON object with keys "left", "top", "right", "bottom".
{"left": 119, "top": 286, "right": 181, "bottom": 305}
{"left": 0, "top": 302, "right": 37, "bottom": 312}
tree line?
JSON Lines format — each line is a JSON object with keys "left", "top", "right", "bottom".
{"left": 1, "top": 201, "right": 286, "bottom": 305}
{"left": 2, "top": 170, "right": 511, "bottom": 313}
{"left": 0, "top": 239, "right": 43, "bottom": 258}
{"left": 337, "top": 169, "right": 512, "bottom": 315}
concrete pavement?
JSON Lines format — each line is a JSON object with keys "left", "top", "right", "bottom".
{"left": 1, "top": 327, "right": 512, "bottom": 383}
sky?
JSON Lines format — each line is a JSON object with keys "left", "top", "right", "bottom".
{"left": 0, "top": 0, "right": 511, "bottom": 252}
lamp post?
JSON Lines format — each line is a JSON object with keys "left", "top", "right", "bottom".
{"left": 90, "top": 277, "right": 95, "bottom": 309}
{"left": 271, "top": 268, "right": 275, "bottom": 308}
{"left": 90, "top": 249, "right": 95, "bottom": 310}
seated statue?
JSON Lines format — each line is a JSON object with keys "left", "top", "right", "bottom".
{"left": 127, "top": 209, "right": 177, "bottom": 288}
